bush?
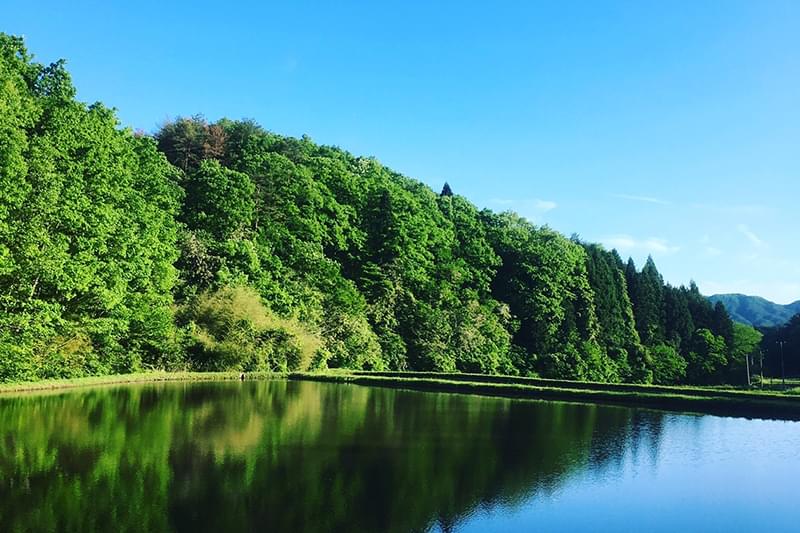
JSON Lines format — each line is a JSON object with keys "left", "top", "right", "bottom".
{"left": 649, "top": 344, "right": 687, "bottom": 385}
{"left": 179, "top": 286, "right": 323, "bottom": 372}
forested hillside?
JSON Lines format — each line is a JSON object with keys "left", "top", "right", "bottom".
{"left": 708, "top": 294, "right": 800, "bottom": 327}
{"left": 0, "top": 35, "right": 767, "bottom": 385}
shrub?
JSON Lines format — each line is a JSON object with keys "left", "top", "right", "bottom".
{"left": 179, "top": 286, "right": 322, "bottom": 372}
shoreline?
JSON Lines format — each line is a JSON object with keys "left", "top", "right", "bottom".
{"left": 290, "top": 372, "right": 800, "bottom": 421}
{"left": 0, "top": 371, "right": 280, "bottom": 396}
{"left": 2, "top": 370, "right": 799, "bottom": 420}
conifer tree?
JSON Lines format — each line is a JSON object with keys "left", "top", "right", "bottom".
{"left": 635, "top": 256, "right": 666, "bottom": 345}
{"left": 663, "top": 285, "right": 694, "bottom": 352}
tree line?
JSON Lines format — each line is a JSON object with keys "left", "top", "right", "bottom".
{"left": 0, "top": 34, "right": 773, "bottom": 385}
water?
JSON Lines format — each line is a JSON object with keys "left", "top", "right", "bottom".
{"left": 0, "top": 380, "right": 797, "bottom": 532}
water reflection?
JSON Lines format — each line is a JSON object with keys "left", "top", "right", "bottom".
{"left": 0, "top": 381, "right": 796, "bottom": 532}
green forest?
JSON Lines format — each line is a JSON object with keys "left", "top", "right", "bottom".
{"left": 1, "top": 34, "right": 792, "bottom": 386}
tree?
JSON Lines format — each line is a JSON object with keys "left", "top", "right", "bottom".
{"left": 760, "top": 314, "right": 800, "bottom": 378}
{"left": 663, "top": 285, "right": 693, "bottom": 352}
{"left": 484, "top": 213, "right": 612, "bottom": 379}
{"left": 156, "top": 116, "right": 225, "bottom": 172}
{"left": 583, "top": 244, "right": 642, "bottom": 380}
{"left": 686, "top": 328, "right": 728, "bottom": 384}
{"left": 727, "top": 323, "right": 762, "bottom": 384}
{"left": 183, "top": 159, "right": 255, "bottom": 240}
{"left": 0, "top": 34, "right": 182, "bottom": 379}
{"left": 0, "top": 34, "right": 767, "bottom": 386}
{"left": 633, "top": 256, "right": 666, "bottom": 345}
{"left": 649, "top": 344, "right": 687, "bottom": 385}
{"left": 711, "top": 301, "right": 734, "bottom": 347}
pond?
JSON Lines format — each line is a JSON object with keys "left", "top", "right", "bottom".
{"left": 0, "top": 380, "right": 797, "bottom": 532}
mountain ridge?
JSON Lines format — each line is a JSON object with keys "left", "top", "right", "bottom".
{"left": 708, "top": 293, "right": 800, "bottom": 328}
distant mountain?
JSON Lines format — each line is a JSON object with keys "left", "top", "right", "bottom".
{"left": 708, "top": 294, "right": 800, "bottom": 328}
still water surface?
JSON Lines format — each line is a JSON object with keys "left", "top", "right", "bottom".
{"left": 0, "top": 380, "right": 797, "bottom": 532}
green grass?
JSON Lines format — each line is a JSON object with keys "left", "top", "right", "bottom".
{"left": 289, "top": 371, "right": 800, "bottom": 421}
{"left": 0, "top": 371, "right": 282, "bottom": 396}
{"left": 4, "top": 369, "right": 800, "bottom": 420}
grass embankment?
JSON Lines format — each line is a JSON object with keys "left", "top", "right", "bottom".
{"left": 0, "top": 371, "right": 280, "bottom": 396}
{"left": 4, "top": 369, "right": 800, "bottom": 420}
{"left": 289, "top": 371, "right": 800, "bottom": 421}
{"left": 759, "top": 377, "right": 800, "bottom": 394}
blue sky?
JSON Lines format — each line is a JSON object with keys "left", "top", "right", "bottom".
{"left": 5, "top": 1, "right": 799, "bottom": 303}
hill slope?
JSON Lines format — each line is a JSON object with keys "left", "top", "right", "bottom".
{"left": 0, "top": 33, "right": 750, "bottom": 387}
{"left": 708, "top": 294, "right": 800, "bottom": 327}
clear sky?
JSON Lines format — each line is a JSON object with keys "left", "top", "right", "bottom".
{"left": 4, "top": 1, "right": 799, "bottom": 303}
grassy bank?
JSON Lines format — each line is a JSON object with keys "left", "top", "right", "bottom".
{"left": 349, "top": 370, "right": 800, "bottom": 398}
{"left": 290, "top": 371, "right": 800, "bottom": 421}
{"left": 4, "top": 370, "right": 800, "bottom": 420}
{"left": 0, "top": 371, "right": 280, "bottom": 396}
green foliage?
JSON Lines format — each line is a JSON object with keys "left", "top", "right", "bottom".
{"left": 630, "top": 256, "right": 666, "bottom": 345}
{"left": 0, "top": 34, "right": 181, "bottom": 382}
{"left": 485, "top": 214, "right": 597, "bottom": 357}
{"left": 582, "top": 243, "right": 643, "bottom": 381}
{"left": 649, "top": 344, "right": 688, "bottom": 385}
{"left": 183, "top": 159, "right": 255, "bottom": 240}
{"left": 0, "top": 34, "right": 747, "bottom": 386}
{"left": 726, "top": 322, "right": 762, "bottom": 383}
{"left": 663, "top": 285, "right": 694, "bottom": 353}
{"left": 179, "top": 286, "right": 322, "bottom": 372}
{"left": 686, "top": 329, "right": 728, "bottom": 384}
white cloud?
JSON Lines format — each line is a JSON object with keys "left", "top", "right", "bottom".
{"left": 603, "top": 235, "right": 637, "bottom": 249}
{"left": 600, "top": 234, "right": 680, "bottom": 255}
{"left": 704, "top": 246, "right": 722, "bottom": 257}
{"left": 488, "top": 198, "right": 557, "bottom": 221}
{"left": 737, "top": 224, "right": 765, "bottom": 248}
{"left": 533, "top": 199, "right": 557, "bottom": 212}
{"left": 643, "top": 238, "right": 680, "bottom": 254}
{"left": 612, "top": 194, "right": 670, "bottom": 206}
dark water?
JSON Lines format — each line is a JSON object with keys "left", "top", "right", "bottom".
{"left": 0, "top": 381, "right": 797, "bottom": 532}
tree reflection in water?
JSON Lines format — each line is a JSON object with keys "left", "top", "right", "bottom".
{"left": 0, "top": 381, "right": 665, "bottom": 532}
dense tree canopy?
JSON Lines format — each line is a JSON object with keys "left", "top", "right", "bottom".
{"left": 0, "top": 34, "right": 181, "bottom": 380}
{"left": 0, "top": 34, "right": 763, "bottom": 386}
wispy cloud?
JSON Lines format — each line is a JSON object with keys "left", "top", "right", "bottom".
{"left": 488, "top": 198, "right": 557, "bottom": 221}
{"left": 611, "top": 194, "right": 670, "bottom": 206}
{"left": 737, "top": 224, "right": 765, "bottom": 248}
{"left": 532, "top": 199, "right": 557, "bottom": 212}
{"left": 704, "top": 246, "right": 722, "bottom": 257}
{"left": 600, "top": 234, "right": 680, "bottom": 255}
{"left": 692, "top": 203, "right": 771, "bottom": 215}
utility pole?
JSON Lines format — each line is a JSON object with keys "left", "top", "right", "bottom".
{"left": 759, "top": 349, "right": 764, "bottom": 389}
{"left": 777, "top": 341, "right": 786, "bottom": 389}
{"left": 745, "top": 352, "right": 751, "bottom": 387}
